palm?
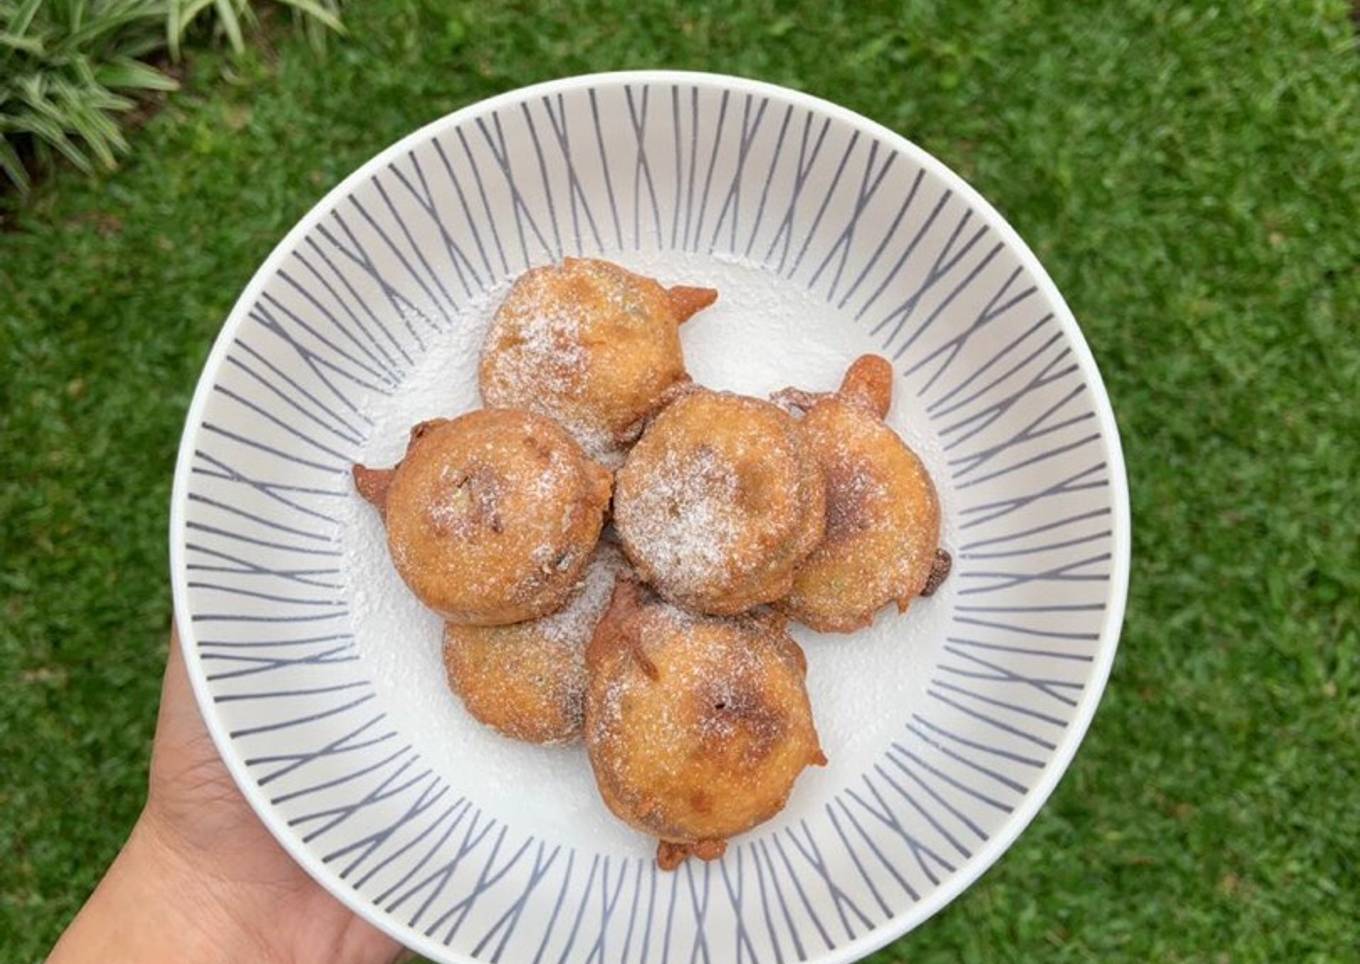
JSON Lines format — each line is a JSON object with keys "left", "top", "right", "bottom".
{"left": 146, "top": 633, "right": 405, "bottom": 964}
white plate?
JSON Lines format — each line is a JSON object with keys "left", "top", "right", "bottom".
{"left": 170, "top": 71, "right": 1129, "bottom": 964}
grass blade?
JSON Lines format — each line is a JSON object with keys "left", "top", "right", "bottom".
{"left": 0, "top": 30, "right": 46, "bottom": 54}
{"left": 0, "top": 133, "right": 31, "bottom": 193}
{"left": 11, "top": 112, "right": 94, "bottom": 172}
{"left": 166, "top": 0, "right": 181, "bottom": 59}
{"left": 7, "top": 0, "right": 44, "bottom": 38}
{"left": 63, "top": 7, "right": 164, "bottom": 53}
{"left": 94, "top": 56, "right": 180, "bottom": 92}
{"left": 211, "top": 0, "right": 245, "bottom": 53}
{"left": 273, "top": 0, "right": 344, "bottom": 35}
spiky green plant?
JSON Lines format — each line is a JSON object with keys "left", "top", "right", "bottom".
{"left": 0, "top": 0, "right": 343, "bottom": 195}
{"left": 167, "top": 0, "right": 342, "bottom": 60}
{"left": 0, "top": 0, "right": 177, "bottom": 193}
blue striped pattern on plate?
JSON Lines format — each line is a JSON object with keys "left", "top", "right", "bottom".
{"left": 170, "top": 71, "right": 1129, "bottom": 964}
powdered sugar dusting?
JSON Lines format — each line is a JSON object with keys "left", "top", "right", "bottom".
{"left": 342, "top": 250, "right": 955, "bottom": 849}
{"left": 589, "top": 602, "right": 817, "bottom": 819}
{"left": 618, "top": 444, "right": 740, "bottom": 595}
{"left": 532, "top": 445, "right": 572, "bottom": 498}
{"left": 362, "top": 283, "right": 508, "bottom": 465}
{"left": 529, "top": 544, "right": 623, "bottom": 740}
{"left": 496, "top": 295, "right": 591, "bottom": 396}
{"left": 535, "top": 542, "right": 626, "bottom": 650}
{"left": 425, "top": 462, "right": 499, "bottom": 536}
{"left": 480, "top": 260, "right": 672, "bottom": 467}
{"left": 483, "top": 282, "right": 616, "bottom": 460}
{"left": 444, "top": 543, "right": 626, "bottom": 744}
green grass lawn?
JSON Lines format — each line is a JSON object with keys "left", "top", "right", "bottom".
{"left": 2, "top": 1, "right": 1358, "bottom": 960}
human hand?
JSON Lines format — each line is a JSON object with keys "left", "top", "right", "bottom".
{"left": 50, "top": 627, "right": 408, "bottom": 964}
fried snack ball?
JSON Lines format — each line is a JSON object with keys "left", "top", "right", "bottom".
{"left": 442, "top": 544, "right": 625, "bottom": 744}
{"left": 773, "top": 355, "right": 950, "bottom": 633}
{"left": 613, "top": 389, "right": 826, "bottom": 615}
{"left": 479, "top": 257, "right": 717, "bottom": 465}
{"left": 351, "top": 409, "right": 612, "bottom": 625}
{"left": 584, "top": 579, "right": 825, "bottom": 869}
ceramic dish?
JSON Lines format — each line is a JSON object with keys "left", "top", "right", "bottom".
{"left": 170, "top": 70, "right": 1129, "bottom": 963}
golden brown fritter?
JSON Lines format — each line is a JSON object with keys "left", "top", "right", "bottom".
{"left": 774, "top": 355, "right": 949, "bottom": 632}
{"left": 583, "top": 579, "right": 825, "bottom": 869}
{"left": 612, "top": 389, "right": 826, "bottom": 615}
{"left": 352, "top": 409, "right": 612, "bottom": 625}
{"left": 479, "top": 257, "right": 718, "bottom": 465}
{"left": 442, "top": 544, "right": 626, "bottom": 744}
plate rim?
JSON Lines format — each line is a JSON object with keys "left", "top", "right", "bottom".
{"left": 168, "top": 68, "right": 1131, "bottom": 964}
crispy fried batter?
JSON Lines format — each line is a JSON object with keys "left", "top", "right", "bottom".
{"left": 775, "top": 355, "right": 944, "bottom": 632}
{"left": 584, "top": 579, "right": 824, "bottom": 869}
{"left": 479, "top": 258, "right": 717, "bottom": 465}
{"left": 353, "top": 408, "right": 612, "bottom": 625}
{"left": 351, "top": 464, "right": 393, "bottom": 517}
{"left": 837, "top": 353, "right": 893, "bottom": 418}
{"left": 443, "top": 545, "right": 626, "bottom": 744}
{"left": 656, "top": 838, "right": 727, "bottom": 870}
{"left": 613, "top": 389, "right": 826, "bottom": 615}
{"left": 920, "top": 548, "right": 953, "bottom": 597}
